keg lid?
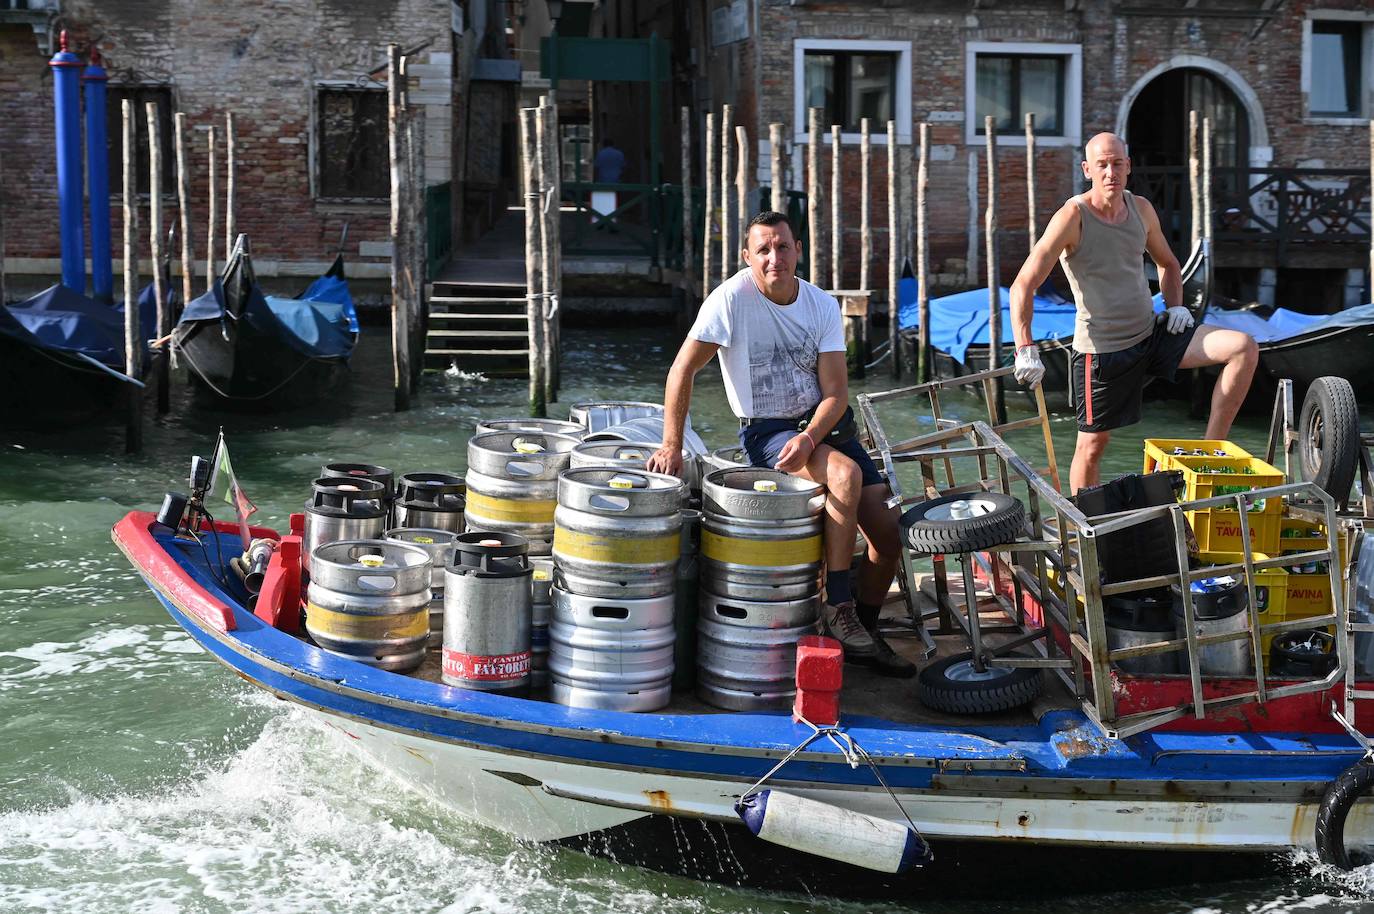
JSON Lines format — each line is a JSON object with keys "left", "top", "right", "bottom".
{"left": 396, "top": 472, "right": 465, "bottom": 508}
{"left": 608, "top": 474, "right": 642, "bottom": 489}
{"left": 513, "top": 438, "right": 545, "bottom": 454}
{"left": 753, "top": 479, "right": 778, "bottom": 493}
{"left": 320, "top": 463, "right": 395, "bottom": 497}
{"left": 533, "top": 568, "right": 550, "bottom": 580}
{"left": 357, "top": 554, "right": 385, "bottom": 568}
{"left": 451, "top": 531, "right": 531, "bottom": 577}
{"left": 309, "top": 477, "right": 387, "bottom": 517}
{"left": 616, "top": 448, "right": 649, "bottom": 460}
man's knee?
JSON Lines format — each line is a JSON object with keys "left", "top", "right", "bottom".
{"left": 825, "top": 450, "right": 862, "bottom": 497}
{"left": 1235, "top": 333, "right": 1259, "bottom": 367}
{"left": 1075, "top": 432, "right": 1110, "bottom": 462}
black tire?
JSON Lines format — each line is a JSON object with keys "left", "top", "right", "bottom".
{"left": 918, "top": 652, "right": 1042, "bottom": 715}
{"left": 1299, "top": 376, "right": 1360, "bottom": 505}
{"left": 1315, "top": 760, "right": 1374, "bottom": 869}
{"left": 900, "top": 492, "right": 1026, "bottom": 555}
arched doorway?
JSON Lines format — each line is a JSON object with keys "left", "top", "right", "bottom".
{"left": 1125, "top": 68, "right": 1250, "bottom": 250}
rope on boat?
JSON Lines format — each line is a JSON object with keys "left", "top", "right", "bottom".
{"left": 738, "top": 715, "right": 928, "bottom": 845}
{"left": 172, "top": 337, "right": 336, "bottom": 402}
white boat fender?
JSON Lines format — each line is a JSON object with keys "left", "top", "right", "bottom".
{"left": 1315, "top": 757, "right": 1374, "bottom": 869}
{"left": 735, "top": 789, "right": 929, "bottom": 874}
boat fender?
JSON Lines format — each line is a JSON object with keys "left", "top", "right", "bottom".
{"left": 1315, "top": 758, "right": 1374, "bottom": 869}
{"left": 735, "top": 789, "right": 929, "bottom": 874}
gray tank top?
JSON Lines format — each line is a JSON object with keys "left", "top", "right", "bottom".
{"left": 1059, "top": 191, "right": 1155, "bottom": 354}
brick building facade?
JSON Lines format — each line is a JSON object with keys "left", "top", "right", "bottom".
{"left": 0, "top": 0, "right": 517, "bottom": 297}
{"left": 593, "top": 0, "right": 1374, "bottom": 309}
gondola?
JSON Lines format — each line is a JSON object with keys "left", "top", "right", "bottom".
{"left": 172, "top": 236, "right": 357, "bottom": 411}
{"left": 0, "top": 282, "right": 158, "bottom": 427}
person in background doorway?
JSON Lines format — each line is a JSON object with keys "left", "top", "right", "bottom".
{"left": 593, "top": 139, "right": 626, "bottom": 183}
{"left": 1008, "top": 132, "right": 1258, "bottom": 494}
{"left": 648, "top": 211, "right": 914, "bottom": 677}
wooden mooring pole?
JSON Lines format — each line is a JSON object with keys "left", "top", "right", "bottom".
{"left": 720, "top": 104, "right": 733, "bottom": 284}
{"left": 1370, "top": 120, "right": 1373, "bottom": 293}
{"left": 409, "top": 89, "right": 427, "bottom": 393}
{"left": 702, "top": 113, "right": 716, "bottom": 297}
{"left": 887, "top": 119, "right": 899, "bottom": 379}
{"left": 537, "top": 98, "right": 557, "bottom": 407}
{"left": 769, "top": 122, "right": 783, "bottom": 214}
{"left": 916, "top": 122, "right": 930, "bottom": 383}
{"left": 544, "top": 100, "right": 562, "bottom": 399}
{"left": 1025, "top": 112, "right": 1038, "bottom": 251}
{"left": 224, "top": 112, "right": 236, "bottom": 264}
{"left": 205, "top": 124, "right": 217, "bottom": 290}
{"left": 387, "top": 44, "right": 411, "bottom": 412}
{"left": 985, "top": 115, "right": 1005, "bottom": 424}
{"left": 1188, "top": 109, "right": 1201, "bottom": 250}
{"left": 174, "top": 113, "right": 194, "bottom": 310}
{"left": 1202, "top": 116, "right": 1213, "bottom": 246}
{"left": 860, "top": 118, "right": 871, "bottom": 293}
{"left": 735, "top": 124, "right": 749, "bottom": 257}
{"left": 121, "top": 99, "right": 142, "bottom": 454}
{"left": 808, "top": 107, "right": 821, "bottom": 287}
{"left": 519, "top": 107, "right": 547, "bottom": 417}
{"left": 0, "top": 147, "right": 7, "bottom": 308}
{"left": 831, "top": 124, "right": 841, "bottom": 291}
{"left": 146, "top": 102, "right": 169, "bottom": 415}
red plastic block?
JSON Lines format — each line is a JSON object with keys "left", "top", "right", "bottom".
{"left": 289, "top": 512, "right": 306, "bottom": 536}
{"left": 793, "top": 689, "right": 841, "bottom": 727}
{"left": 795, "top": 634, "right": 844, "bottom": 691}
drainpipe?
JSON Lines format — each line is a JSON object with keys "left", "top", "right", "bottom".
{"left": 49, "top": 30, "right": 85, "bottom": 293}
{"left": 84, "top": 47, "right": 112, "bottom": 303}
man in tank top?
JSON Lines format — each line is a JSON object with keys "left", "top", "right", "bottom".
{"left": 647, "top": 211, "right": 914, "bottom": 677}
{"left": 1009, "top": 132, "right": 1258, "bottom": 493}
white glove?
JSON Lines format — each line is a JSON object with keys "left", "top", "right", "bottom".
{"left": 1013, "top": 345, "right": 1045, "bottom": 387}
{"left": 1162, "top": 305, "right": 1195, "bottom": 334}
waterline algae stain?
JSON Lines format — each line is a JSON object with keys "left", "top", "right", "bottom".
{"left": 0, "top": 327, "right": 1364, "bottom": 911}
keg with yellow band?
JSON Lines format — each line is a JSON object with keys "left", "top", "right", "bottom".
{"left": 464, "top": 490, "right": 557, "bottom": 524}
{"left": 305, "top": 602, "right": 430, "bottom": 643}
{"left": 700, "top": 529, "right": 823, "bottom": 567}
{"left": 554, "top": 526, "right": 680, "bottom": 565}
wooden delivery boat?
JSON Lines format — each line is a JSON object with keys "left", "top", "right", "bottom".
{"left": 113, "top": 378, "right": 1374, "bottom": 897}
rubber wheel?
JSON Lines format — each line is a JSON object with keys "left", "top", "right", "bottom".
{"left": 1299, "top": 376, "right": 1360, "bottom": 505}
{"left": 1315, "top": 760, "right": 1374, "bottom": 869}
{"left": 900, "top": 492, "right": 1026, "bottom": 555}
{"left": 918, "top": 652, "right": 1042, "bottom": 715}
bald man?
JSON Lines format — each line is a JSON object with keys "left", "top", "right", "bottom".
{"left": 1009, "top": 132, "right": 1258, "bottom": 493}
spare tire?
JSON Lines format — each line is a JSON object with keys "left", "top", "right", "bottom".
{"left": 1298, "top": 376, "right": 1360, "bottom": 505}
{"left": 918, "top": 652, "right": 1042, "bottom": 715}
{"left": 900, "top": 492, "right": 1025, "bottom": 555}
{"left": 1316, "top": 760, "right": 1374, "bottom": 869}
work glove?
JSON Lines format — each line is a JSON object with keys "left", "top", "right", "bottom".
{"left": 1013, "top": 345, "right": 1045, "bottom": 387}
{"left": 1162, "top": 305, "right": 1195, "bottom": 334}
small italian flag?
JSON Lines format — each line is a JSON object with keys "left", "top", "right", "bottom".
{"left": 208, "top": 431, "right": 257, "bottom": 548}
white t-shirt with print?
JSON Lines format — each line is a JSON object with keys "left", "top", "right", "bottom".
{"left": 689, "top": 268, "right": 846, "bottom": 419}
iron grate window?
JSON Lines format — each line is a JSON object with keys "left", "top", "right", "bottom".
{"left": 106, "top": 86, "right": 174, "bottom": 196}
{"left": 317, "top": 88, "right": 388, "bottom": 199}
{"left": 974, "top": 54, "right": 1066, "bottom": 136}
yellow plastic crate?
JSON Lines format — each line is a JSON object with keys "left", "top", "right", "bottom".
{"left": 1143, "top": 439, "right": 1253, "bottom": 475}
{"left": 1278, "top": 514, "right": 1351, "bottom": 570}
{"left": 1174, "top": 455, "right": 1284, "bottom": 554}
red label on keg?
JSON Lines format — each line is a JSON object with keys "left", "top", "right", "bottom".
{"left": 442, "top": 648, "right": 531, "bottom": 681}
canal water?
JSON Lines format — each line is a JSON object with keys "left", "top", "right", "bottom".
{"left": 0, "top": 324, "right": 1367, "bottom": 913}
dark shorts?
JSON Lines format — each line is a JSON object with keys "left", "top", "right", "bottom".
{"left": 1071, "top": 320, "right": 1198, "bottom": 432}
{"left": 739, "top": 418, "right": 885, "bottom": 488}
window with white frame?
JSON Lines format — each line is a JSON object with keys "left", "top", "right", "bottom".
{"left": 793, "top": 39, "right": 911, "bottom": 143}
{"left": 964, "top": 41, "right": 1081, "bottom": 146}
{"left": 1307, "top": 18, "right": 1370, "bottom": 117}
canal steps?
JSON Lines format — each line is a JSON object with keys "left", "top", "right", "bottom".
{"left": 424, "top": 279, "right": 530, "bottom": 377}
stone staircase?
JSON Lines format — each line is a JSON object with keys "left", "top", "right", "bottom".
{"left": 424, "top": 279, "right": 529, "bottom": 377}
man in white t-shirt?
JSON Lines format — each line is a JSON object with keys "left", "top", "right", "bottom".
{"left": 648, "top": 212, "right": 912, "bottom": 676}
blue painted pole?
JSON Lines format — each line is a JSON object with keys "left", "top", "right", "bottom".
{"left": 49, "top": 31, "right": 85, "bottom": 293}
{"left": 83, "top": 48, "right": 112, "bottom": 302}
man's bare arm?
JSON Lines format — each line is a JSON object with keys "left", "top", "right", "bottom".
{"left": 1009, "top": 202, "right": 1081, "bottom": 348}
{"left": 647, "top": 338, "right": 719, "bottom": 476}
{"left": 1137, "top": 197, "right": 1182, "bottom": 308}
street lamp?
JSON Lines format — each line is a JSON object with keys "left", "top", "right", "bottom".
{"left": 546, "top": 0, "right": 563, "bottom": 28}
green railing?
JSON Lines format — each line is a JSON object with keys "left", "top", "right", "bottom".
{"left": 425, "top": 181, "right": 453, "bottom": 279}
{"left": 562, "top": 181, "right": 809, "bottom": 274}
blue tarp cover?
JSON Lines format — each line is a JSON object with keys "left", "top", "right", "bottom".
{"left": 1150, "top": 293, "right": 1374, "bottom": 343}
{"left": 179, "top": 276, "right": 356, "bottom": 360}
{"left": 898, "top": 279, "right": 1075, "bottom": 365}
{"left": 0, "top": 284, "right": 159, "bottom": 367}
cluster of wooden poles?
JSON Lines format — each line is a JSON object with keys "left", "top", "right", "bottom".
{"left": 119, "top": 104, "right": 239, "bottom": 453}
{"left": 517, "top": 96, "right": 563, "bottom": 418}
{"left": 388, "top": 42, "right": 429, "bottom": 413}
